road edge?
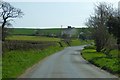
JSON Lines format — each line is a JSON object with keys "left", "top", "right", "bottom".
{"left": 80, "top": 49, "right": 119, "bottom": 79}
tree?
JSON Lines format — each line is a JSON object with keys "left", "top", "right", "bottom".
{"left": 0, "top": 1, "right": 23, "bottom": 41}
{"left": 86, "top": 2, "right": 113, "bottom": 52}
{"left": 106, "top": 11, "right": 120, "bottom": 50}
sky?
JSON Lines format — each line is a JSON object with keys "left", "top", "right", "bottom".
{"left": 1, "top": 0, "right": 119, "bottom": 29}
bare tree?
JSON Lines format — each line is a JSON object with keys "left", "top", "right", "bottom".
{"left": 0, "top": 1, "right": 23, "bottom": 41}
{"left": 86, "top": 2, "right": 114, "bottom": 52}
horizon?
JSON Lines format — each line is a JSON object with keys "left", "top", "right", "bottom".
{"left": 9, "top": 26, "right": 88, "bottom": 29}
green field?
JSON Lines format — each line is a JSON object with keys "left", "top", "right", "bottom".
{"left": 11, "top": 28, "right": 35, "bottom": 35}
{"left": 81, "top": 46, "right": 120, "bottom": 77}
{"left": 2, "top": 38, "right": 91, "bottom": 78}
{"left": 10, "top": 28, "right": 62, "bottom": 35}
{"left": 6, "top": 35, "right": 91, "bottom": 46}
{"left": 6, "top": 35, "right": 60, "bottom": 42}
{"left": 3, "top": 28, "right": 92, "bottom": 78}
{"left": 9, "top": 28, "right": 89, "bottom": 36}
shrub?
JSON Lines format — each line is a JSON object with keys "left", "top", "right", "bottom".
{"left": 84, "top": 45, "right": 96, "bottom": 49}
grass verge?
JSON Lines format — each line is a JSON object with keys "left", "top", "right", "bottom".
{"left": 81, "top": 47, "right": 120, "bottom": 77}
{"left": 2, "top": 45, "right": 64, "bottom": 78}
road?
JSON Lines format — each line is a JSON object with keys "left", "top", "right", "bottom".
{"left": 20, "top": 45, "right": 118, "bottom": 78}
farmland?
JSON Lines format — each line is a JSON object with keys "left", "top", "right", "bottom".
{"left": 3, "top": 35, "right": 65, "bottom": 78}
{"left": 1, "top": 1, "right": 120, "bottom": 78}
{"left": 3, "top": 27, "right": 90, "bottom": 78}
{"left": 2, "top": 28, "right": 119, "bottom": 78}
{"left": 10, "top": 28, "right": 62, "bottom": 35}
{"left": 9, "top": 28, "right": 89, "bottom": 36}
{"left": 6, "top": 35, "right": 60, "bottom": 41}
{"left": 10, "top": 28, "right": 35, "bottom": 35}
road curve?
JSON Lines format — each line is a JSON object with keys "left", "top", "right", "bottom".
{"left": 20, "top": 45, "right": 118, "bottom": 78}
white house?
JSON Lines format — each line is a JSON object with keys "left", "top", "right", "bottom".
{"left": 62, "top": 26, "right": 77, "bottom": 38}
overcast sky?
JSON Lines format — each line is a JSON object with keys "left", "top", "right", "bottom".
{"left": 2, "top": 0, "right": 119, "bottom": 29}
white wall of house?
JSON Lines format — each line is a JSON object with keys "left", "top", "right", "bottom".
{"left": 62, "top": 27, "right": 77, "bottom": 37}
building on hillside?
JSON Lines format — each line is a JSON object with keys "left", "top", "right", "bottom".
{"left": 62, "top": 26, "right": 77, "bottom": 38}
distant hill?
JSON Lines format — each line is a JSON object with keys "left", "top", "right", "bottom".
{"left": 11, "top": 28, "right": 35, "bottom": 35}
{"left": 10, "top": 28, "right": 62, "bottom": 36}
{"left": 9, "top": 28, "right": 90, "bottom": 37}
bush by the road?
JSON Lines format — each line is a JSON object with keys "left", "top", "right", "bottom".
{"left": 81, "top": 47, "right": 120, "bottom": 76}
{"left": 2, "top": 45, "right": 64, "bottom": 78}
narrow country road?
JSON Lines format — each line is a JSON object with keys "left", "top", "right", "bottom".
{"left": 20, "top": 45, "right": 118, "bottom": 78}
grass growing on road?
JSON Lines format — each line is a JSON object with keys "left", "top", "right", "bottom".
{"left": 2, "top": 45, "right": 64, "bottom": 78}
{"left": 81, "top": 46, "right": 120, "bottom": 76}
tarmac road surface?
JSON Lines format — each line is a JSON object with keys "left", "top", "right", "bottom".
{"left": 20, "top": 45, "right": 118, "bottom": 78}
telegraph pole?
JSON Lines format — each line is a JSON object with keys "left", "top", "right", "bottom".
{"left": 61, "top": 25, "right": 62, "bottom": 39}
{"left": 58, "top": 25, "right": 63, "bottom": 47}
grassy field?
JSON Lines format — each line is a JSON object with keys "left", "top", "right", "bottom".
{"left": 11, "top": 28, "right": 35, "bottom": 35}
{"left": 3, "top": 34, "right": 92, "bottom": 78}
{"left": 9, "top": 28, "right": 89, "bottom": 36}
{"left": 37, "top": 28, "right": 61, "bottom": 35}
{"left": 6, "top": 35, "right": 92, "bottom": 46}
{"left": 2, "top": 45, "right": 64, "bottom": 78}
{"left": 81, "top": 46, "right": 120, "bottom": 76}
{"left": 4, "top": 35, "right": 91, "bottom": 51}
{"left": 10, "top": 28, "right": 61, "bottom": 35}
{"left": 6, "top": 35, "right": 60, "bottom": 42}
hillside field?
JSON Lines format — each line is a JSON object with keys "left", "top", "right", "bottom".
{"left": 10, "top": 28, "right": 62, "bottom": 35}
{"left": 6, "top": 35, "right": 60, "bottom": 42}
{"left": 9, "top": 28, "right": 89, "bottom": 36}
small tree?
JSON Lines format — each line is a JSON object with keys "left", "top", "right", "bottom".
{"left": 0, "top": 1, "right": 23, "bottom": 41}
